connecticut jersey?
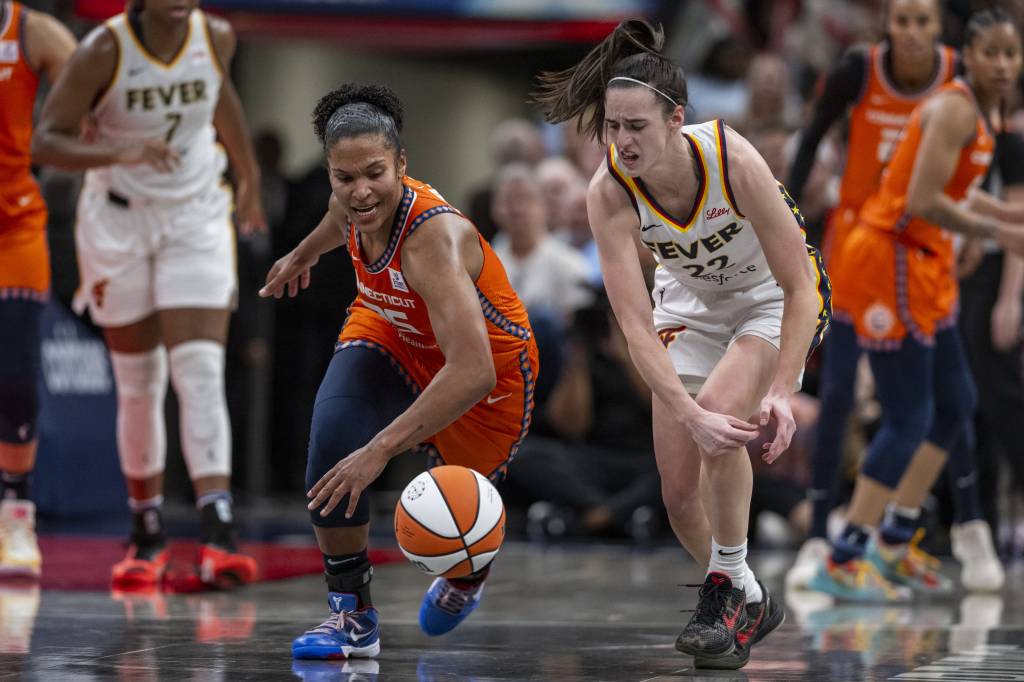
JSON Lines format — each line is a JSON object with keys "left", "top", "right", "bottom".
{"left": 608, "top": 119, "right": 774, "bottom": 292}
{"left": 87, "top": 9, "right": 225, "bottom": 201}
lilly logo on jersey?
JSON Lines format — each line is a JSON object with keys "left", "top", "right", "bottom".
{"left": 388, "top": 267, "right": 409, "bottom": 293}
{"left": 705, "top": 206, "right": 730, "bottom": 221}
{"left": 0, "top": 40, "right": 18, "bottom": 63}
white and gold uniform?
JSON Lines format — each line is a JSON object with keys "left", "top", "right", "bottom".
{"left": 607, "top": 119, "right": 831, "bottom": 392}
{"left": 73, "top": 9, "right": 234, "bottom": 326}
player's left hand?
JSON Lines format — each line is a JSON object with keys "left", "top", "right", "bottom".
{"left": 307, "top": 445, "right": 390, "bottom": 519}
{"left": 235, "top": 179, "right": 267, "bottom": 235}
{"left": 758, "top": 388, "right": 795, "bottom": 464}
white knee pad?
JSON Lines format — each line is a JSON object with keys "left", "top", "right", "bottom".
{"left": 169, "top": 340, "right": 232, "bottom": 480}
{"left": 110, "top": 348, "right": 168, "bottom": 480}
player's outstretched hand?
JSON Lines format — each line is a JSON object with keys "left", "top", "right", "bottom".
{"left": 687, "top": 408, "right": 758, "bottom": 457}
{"left": 307, "top": 446, "right": 390, "bottom": 519}
{"left": 259, "top": 248, "right": 318, "bottom": 299}
{"left": 235, "top": 179, "right": 267, "bottom": 236}
{"left": 759, "top": 389, "right": 795, "bottom": 463}
{"left": 116, "top": 139, "right": 181, "bottom": 173}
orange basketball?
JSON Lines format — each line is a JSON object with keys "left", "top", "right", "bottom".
{"left": 394, "top": 465, "right": 506, "bottom": 578}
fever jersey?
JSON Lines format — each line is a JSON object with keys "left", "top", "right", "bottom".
{"left": 87, "top": 9, "right": 224, "bottom": 201}
{"left": 840, "top": 43, "right": 956, "bottom": 209}
{"left": 342, "top": 176, "right": 533, "bottom": 375}
{"left": 0, "top": 0, "right": 44, "bottom": 228}
{"left": 607, "top": 119, "right": 773, "bottom": 292}
{"left": 860, "top": 78, "right": 993, "bottom": 264}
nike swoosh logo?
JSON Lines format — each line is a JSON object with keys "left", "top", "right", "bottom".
{"left": 127, "top": 67, "right": 145, "bottom": 77}
{"left": 718, "top": 549, "right": 743, "bottom": 556}
{"left": 486, "top": 392, "right": 512, "bottom": 404}
{"left": 325, "top": 557, "right": 353, "bottom": 566}
{"left": 349, "top": 628, "right": 372, "bottom": 642}
{"left": 640, "top": 224, "right": 660, "bottom": 232}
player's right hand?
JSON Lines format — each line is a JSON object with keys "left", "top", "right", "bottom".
{"left": 115, "top": 139, "right": 181, "bottom": 173}
{"left": 259, "top": 249, "right": 318, "bottom": 299}
{"left": 685, "top": 408, "right": 759, "bottom": 457}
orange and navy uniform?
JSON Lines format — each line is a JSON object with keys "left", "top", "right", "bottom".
{"left": 0, "top": 1, "right": 48, "bottom": 300}
{"left": 338, "top": 176, "right": 540, "bottom": 480}
{"left": 832, "top": 79, "right": 994, "bottom": 349}
{"left": 825, "top": 43, "right": 956, "bottom": 308}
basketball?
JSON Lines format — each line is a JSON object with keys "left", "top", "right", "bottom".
{"left": 393, "top": 465, "right": 506, "bottom": 578}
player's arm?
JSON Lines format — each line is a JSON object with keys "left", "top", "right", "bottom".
{"left": 23, "top": 8, "right": 76, "bottom": 84}
{"left": 588, "top": 168, "right": 757, "bottom": 456}
{"left": 32, "top": 27, "right": 178, "bottom": 171}
{"left": 259, "top": 194, "right": 347, "bottom": 298}
{"left": 786, "top": 47, "right": 867, "bottom": 202}
{"left": 966, "top": 133, "right": 1024, "bottom": 224}
{"left": 725, "top": 126, "right": 821, "bottom": 461}
{"left": 307, "top": 213, "right": 497, "bottom": 517}
{"left": 207, "top": 15, "right": 265, "bottom": 234}
{"left": 992, "top": 182, "right": 1024, "bottom": 351}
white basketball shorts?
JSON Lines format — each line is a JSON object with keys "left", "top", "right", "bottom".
{"left": 73, "top": 181, "right": 237, "bottom": 327}
{"left": 652, "top": 266, "right": 794, "bottom": 394}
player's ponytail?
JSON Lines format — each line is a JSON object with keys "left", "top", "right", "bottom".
{"left": 312, "top": 83, "right": 405, "bottom": 154}
{"left": 532, "top": 18, "right": 687, "bottom": 143}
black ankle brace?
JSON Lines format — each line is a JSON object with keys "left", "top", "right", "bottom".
{"left": 325, "top": 559, "right": 374, "bottom": 608}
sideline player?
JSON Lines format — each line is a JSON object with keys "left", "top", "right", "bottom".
{"left": 810, "top": 7, "right": 1024, "bottom": 601}
{"left": 533, "top": 18, "right": 830, "bottom": 668}
{"left": 32, "top": 0, "right": 265, "bottom": 590}
{"left": 259, "top": 83, "right": 539, "bottom": 660}
{"left": 0, "top": 1, "right": 76, "bottom": 578}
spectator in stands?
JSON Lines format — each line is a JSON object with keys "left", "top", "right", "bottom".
{"left": 467, "top": 118, "right": 545, "bottom": 241}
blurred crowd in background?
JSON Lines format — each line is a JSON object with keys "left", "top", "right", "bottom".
{"left": 23, "top": 0, "right": 1024, "bottom": 552}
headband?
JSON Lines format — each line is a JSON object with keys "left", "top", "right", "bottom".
{"left": 607, "top": 76, "right": 679, "bottom": 107}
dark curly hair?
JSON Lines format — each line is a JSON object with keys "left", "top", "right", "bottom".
{"left": 312, "top": 83, "right": 404, "bottom": 153}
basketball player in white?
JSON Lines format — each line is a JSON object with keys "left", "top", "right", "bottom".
{"left": 534, "top": 19, "right": 829, "bottom": 669}
{"left": 32, "top": 0, "right": 265, "bottom": 590}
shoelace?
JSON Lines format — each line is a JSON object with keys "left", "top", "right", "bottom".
{"left": 907, "top": 528, "right": 942, "bottom": 572}
{"left": 434, "top": 581, "right": 475, "bottom": 616}
{"left": 679, "top": 580, "right": 729, "bottom": 624}
{"left": 309, "top": 610, "right": 365, "bottom": 636}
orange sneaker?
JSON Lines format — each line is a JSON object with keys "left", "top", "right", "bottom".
{"left": 198, "top": 544, "right": 258, "bottom": 589}
{"left": 111, "top": 545, "right": 169, "bottom": 591}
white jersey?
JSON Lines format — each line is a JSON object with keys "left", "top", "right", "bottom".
{"left": 608, "top": 119, "right": 775, "bottom": 292}
{"left": 87, "top": 10, "right": 225, "bottom": 202}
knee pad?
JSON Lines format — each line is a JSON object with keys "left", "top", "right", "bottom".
{"left": 169, "top": 340, "right": 231, "bottom": 480}
{"left": 306, "top": 395, "right": 383, "bottom": 527}
{"left": 110, "top": 348, "right": 168, "bottom": 479}
{"left": 0, "top": 368, "right": 38, "bottom": 444}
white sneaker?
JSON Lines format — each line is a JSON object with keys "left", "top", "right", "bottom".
{"left": 952, "top": 520, "right": 1004, "bottom": 592}
{"left": 786, "top": 537, "right": 831, "bottom": 591}
{"left": 0, "top": 500, "right": 41, "bottom": 579}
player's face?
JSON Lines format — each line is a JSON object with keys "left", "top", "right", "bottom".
{"left": 964, "top": 23, "right": 1023, "bottom": 99}
{"left": 143, "top": 0, "right": 199, "bottom": 23}
{"left": 604, "top": 86, "right": 683, "bottom": 176}
{"left": 327, "top": 134, "right": 407, "bottom": 235}
{"left": 887, "top": 0, "right": 942, "bottom": 62}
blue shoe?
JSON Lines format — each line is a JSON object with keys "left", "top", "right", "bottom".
{"left": 292, "top": 592, "right": 381, "bottom": 660}
{"left": 808, "top": 557, "right": 911, "bottom": 603}
{"left": 419, "top": 577, "right": 484, "bottom": 636}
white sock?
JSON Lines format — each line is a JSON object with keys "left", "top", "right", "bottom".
{"left": 708, "top": 538, "right": 763, "bottom": 603}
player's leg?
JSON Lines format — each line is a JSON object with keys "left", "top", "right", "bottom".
{"left": 293, "top": 340, "right": 417, "bottom": 659}
{"left": 417, "top": 345, "right": 538, "bottom": 637}
{"left": 0, "top": 298, "right": 45, "bottom": 578}
{"left": 787, "top": 320, "right": 859, "bottom": 590}
{"left": 809, "top": 338, "right": 933, "bottom": 601}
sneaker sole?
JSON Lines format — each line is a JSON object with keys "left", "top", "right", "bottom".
{"left": 693, "top": 646, "right": 749, "bottom": 670}
{"left": 808, "top": 573, "right": 909, "bottom": 603}
{"left": 675, "top": 636, "right": 736, "bottom": 659}
{"left": 0, "top": 564, "right": 41, "bottom": 579}
{"left": 292, "top": 640, "right": 381, "bottom": 660}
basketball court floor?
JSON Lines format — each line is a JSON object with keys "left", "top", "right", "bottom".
{"left": 2, "top": 542, "right": 1023, "bottom": 680}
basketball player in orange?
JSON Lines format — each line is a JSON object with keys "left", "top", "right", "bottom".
{"left": 810, "top": 7, "right": 1024, "bottom": 601}
{"left": 0, "top": 1, "right": 76, "bottom": 578}
{"left": 534, "top": 19, "right": 829, "bottom": 669}
{"left": 783, "top": 0, "right": 996, "bottom": 591}
{"left": 31, "top": 0, "right": 265, "bottom": 590}
{"left": 259, "top": 84, "right": 538, "bottom": 660}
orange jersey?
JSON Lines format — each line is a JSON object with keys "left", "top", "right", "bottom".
{"left": 338, "top": 176, "right": 539, "bottom": 479}
{"left": 0, "top": 0, "right": 48, "bottom": 296}
{"left": 839, "top": 43, "right": 956, "bottom": 210}
{"left": 834, "top": 79, "right": 994, "bottom": 347}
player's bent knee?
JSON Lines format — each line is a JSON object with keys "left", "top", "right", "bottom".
{"left": 169, "top": 341, "right": 231, "bottom": 480}
{"left": 0, "top": 369, "right": 39, "bottom": 444}
{"left": 306, "top": 396, "right": 384, "bottom": 528}
{"left": 661, "top": 480, "right": 701, "bottom": 517}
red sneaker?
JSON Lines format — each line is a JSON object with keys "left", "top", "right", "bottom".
{"left": 111, "top": 545, "right": 169, "bottom": 591}
{"left": 198, "top": 544, "right": 258, "bottom": 589}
